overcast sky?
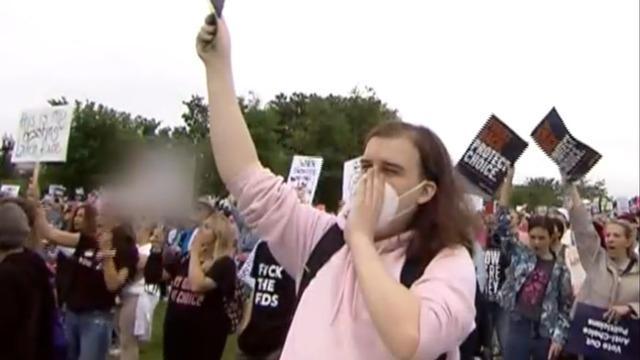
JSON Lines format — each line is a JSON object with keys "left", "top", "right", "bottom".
{"left": 1, "top": 0, "right": 638, "bottom": 197}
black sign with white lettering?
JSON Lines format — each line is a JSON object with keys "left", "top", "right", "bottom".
{"left": 531, "top": 108, "right": 602, "bottom": 182}
{"left": 457, "top": 115, "right": 529, "bottom": 196}
{"left": 566, "top": 303, "right": 640, "bottom": 360}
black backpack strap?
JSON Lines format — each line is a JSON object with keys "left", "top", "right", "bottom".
{"left": 297, "top": 224, "right": 345, "bottom": 299}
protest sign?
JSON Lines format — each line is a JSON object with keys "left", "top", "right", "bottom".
{"left": 566, "top": 302, "right": 640, "bottom": 360}
{"left": 342, "top": 157, "right": 362, "bottom": 203}
{"left": 616, "top": 197, "right": 630, "bottom": 214}
{"left": 12, "top": 106, "right": 74, "bottom": 163}
{"left": 49, "top": 185, "right": 66, "bottom": 197}
{"left": 531, "top": 108, "right": 602, "bottom": 182}
{"left": 287, "top": 155, "right": 323, "bottom": 205}
{"left": 457, "top": 115, "right": 528, "bottom": 197}
{"left": 0, "top": 184, "right": 20, "bottom": 197}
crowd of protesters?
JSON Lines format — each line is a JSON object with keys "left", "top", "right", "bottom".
{"left": 0, "top": 11, "right": 638, "bottom": 360}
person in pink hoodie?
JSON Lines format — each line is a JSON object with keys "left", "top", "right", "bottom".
{"left": 195, "top": 13, "right": 477, "bottom": 360}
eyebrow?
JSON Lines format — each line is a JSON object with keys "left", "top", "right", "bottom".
{"left": 361, "top": 158, "right": 405, "bottom": 172}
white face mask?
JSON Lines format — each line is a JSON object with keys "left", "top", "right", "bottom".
{"left": 376, "top": 181, "right": 427, "bottom": 231}
{"left": 341, "top": 180, "right": 427, "bottom": 232}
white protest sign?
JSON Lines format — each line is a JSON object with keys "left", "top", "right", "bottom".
{"left": 287, "top": 155, "right": 323, "bottom": 205}
{"left": 12, "top": 105, "right": 74, "bottom": 163}
{"left": 616, "top": 197, "right": 630, "bottom": 214}
{"left": 0, "top": 185, "right": 21, "bottom": 197}
{"left": 342, "top": 157, "right": 362, "bottom": 202}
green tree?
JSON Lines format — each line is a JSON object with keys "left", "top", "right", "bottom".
{"left": 510, "top": 177, "right": 562, "bottom": 208}
{"left": 269, "top": 87, "right": 399, "bottom": 209}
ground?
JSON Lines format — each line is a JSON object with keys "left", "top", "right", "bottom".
{"left": 139, "top": 301, "right": 238, "bottom": 360}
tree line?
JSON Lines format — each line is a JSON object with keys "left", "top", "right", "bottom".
{"left": 0, "top": 89, "right": 608, "bottom": 210}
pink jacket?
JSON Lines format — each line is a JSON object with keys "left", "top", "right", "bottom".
{"left": 229, "top": 167, "right": 476, "bottom": 360}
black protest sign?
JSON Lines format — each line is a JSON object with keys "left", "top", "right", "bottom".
{"left": 211, "top": 0, "right": 225, "bottom": 17}
{"left": 531, "top": 108, "right": 602, "bottom": 182}
{"left": 457, "top": 115, "right": 529, "bottom": 196}
{"left": 566, "top": 303, "right": 640, "bottom": 360}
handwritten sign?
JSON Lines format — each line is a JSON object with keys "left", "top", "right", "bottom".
{"left": 342, "top": 157, "right": 362, "bottom": 203}
{"left": 457, "top": 115, "right": 529, "bottom": 196}
{"left": 531, "top": 108, "right": 601, "bottom": 182}
{"left": 287, "top": 155, "right": 323, "bottom": 205}
{"left": 12, "top": 106, "right": 73, "bottom": 163}
{"left": 566, "top": 303, "right": 640, "bottom": 360}
{"left": 0, "top": 185, "right": 20, "bottom": 197}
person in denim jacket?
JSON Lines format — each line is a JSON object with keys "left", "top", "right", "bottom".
{"left": 496, "top": 169, "right": 574, "bottom": 360}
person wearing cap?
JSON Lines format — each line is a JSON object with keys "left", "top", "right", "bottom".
{"left": 0, "top": 201, "right": 56, "bottom": 360}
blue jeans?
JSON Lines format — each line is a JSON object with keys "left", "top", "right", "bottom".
{"left": 64, "top": 310, "right": 113, "bottom": 360}
{"left": 504, "top": 313, "right": 551, "bottom": 360}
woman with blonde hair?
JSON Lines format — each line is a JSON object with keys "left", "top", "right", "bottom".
{"left": 144, "top": 211, "right": 238, "bottom": 360}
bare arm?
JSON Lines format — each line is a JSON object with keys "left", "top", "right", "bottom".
{"left": 102, "top": 255, "right": 130, "bottom": 292}
{"left": 188, "top": 237, "right": 216, "bottom": 293}
{"left": 38, "top": 223, "right": 80, "bottom": 248}
{"left": 198, "top": 16, "right": 261, "bottom": 183}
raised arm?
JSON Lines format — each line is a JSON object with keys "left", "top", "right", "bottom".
{"left": 34, "top": 206, "right": 80, "bottom": 248}
{"left": 496, "top": 169, "right": 525, "bottom": 255}
{"left": 197, "top": 15, "right": 261, "bottom": 183}
{"left": 564, "top": 183, "right": 605, "bottom": 273}
{"left": 188, "top": 234, "right": 216, "bottom": 293}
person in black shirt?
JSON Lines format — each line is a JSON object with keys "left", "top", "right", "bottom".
{"left": 36, "top": 207, "right": 138, "bottom": 360}
{"left": 145, "top": 211, "right": 237, "bottom": 360}
{"left": 236, "top": 240, "right": 297, "bottom": 360}
{"left": 0, "top": 201, "right": 57, "bottom": 360}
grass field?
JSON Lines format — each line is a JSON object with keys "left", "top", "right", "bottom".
{"left": 139, "top": 301, "right": 238, "bottom": 360}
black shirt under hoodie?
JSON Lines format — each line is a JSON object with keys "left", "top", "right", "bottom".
{"left": 0, "top": 249, "right": 55, "bottom": 360}
{"left": 66, "top": 234, "right": 138, "bottom": 313}
{"left": 145, "top": 251, "right": 236, "bottom": 360}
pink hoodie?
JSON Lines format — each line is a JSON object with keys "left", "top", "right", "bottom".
{"left": 229, "top": 167, "right": 476, "bottom": 360}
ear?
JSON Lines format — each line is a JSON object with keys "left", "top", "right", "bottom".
{"left": 417, "top": 181, "right": 437, "bottom": 205}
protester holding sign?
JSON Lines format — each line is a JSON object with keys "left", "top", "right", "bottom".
{"left": 562, "top": 182, "right": 639, "bottom": 357}
{"left": 144, "top": 212, "right": 238, "bottom": 360}
{"left": 198, "top": 14, "right": 476, "bottom": 360}
{"left": 496, "top": 169, "right": 573, "bottom": 360}
{"left": 34, "top": 206, "right": 138, "bottom": 360}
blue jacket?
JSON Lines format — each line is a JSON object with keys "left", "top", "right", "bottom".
{"left": 496, "top": 206, "right": 574, "bottom": 345}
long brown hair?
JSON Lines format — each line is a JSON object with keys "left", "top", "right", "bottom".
{"left": 366, "top": 122, "right": 474, "bottom": 266}
{"left": 68, "top": 204, "right": 98, "bottom": 236}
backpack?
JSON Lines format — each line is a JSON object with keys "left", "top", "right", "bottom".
{"left": 296, "top": 225, "right": 450, "bottom": 360}
{"left": 223, "top": 274, "right": 249, "bottom": 334}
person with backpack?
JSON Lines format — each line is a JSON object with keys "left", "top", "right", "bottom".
{"left": 497, "top": 169, "right": 574, "bottom": 360}
{"left": 197, "top": 14, "right": 477, "bottom": 359}
{"left": 144, "top": 211, "right": 238, "bottom": 360}
{"left": 236, "top": 240, "right": 297, "bottom": 360}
